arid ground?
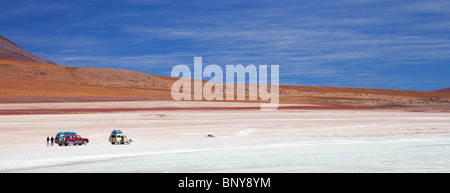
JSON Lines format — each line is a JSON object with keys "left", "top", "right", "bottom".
{"left": 1, "top": 101, "right": 449, "bottom": 172}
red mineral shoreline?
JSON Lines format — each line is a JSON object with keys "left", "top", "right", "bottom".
{"left": 0, "top": 105, "right": 368, "bottom": 115}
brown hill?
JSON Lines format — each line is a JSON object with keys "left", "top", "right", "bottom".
{"left": 0, "top": 59, "right": 174, "bottom": 102}
{"left": 2, "top": 57, "right": 449, "bottom": 106}
{"left": 434, "top": 87, "right": 450, "bottom": 93}
{"left": 0, "top": 35, "right": 55, "bottom": 65}
{"left": 278, "top": 85, "right": 450, "bottom": 106}
{"left": 1, "top": 35, "right": 450, "bottom": 106}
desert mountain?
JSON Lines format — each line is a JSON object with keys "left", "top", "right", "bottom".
{"left": 0, "top": 58, "right": 175, "bottom": 102}
{"left": 0, "top": 35, "right": 449, "bottom": 106}
{"left": 0, "top": 35, "right": 55, "bottom": 65}
{"left": 434, "top": 88, "right": 450, "bottom": 93}
{"left": 0, "top": 35, "right": 174, "bottom": 102}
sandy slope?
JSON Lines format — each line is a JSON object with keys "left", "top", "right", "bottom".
{"left": 2, "top": 34, "right": 450, "bottom": 106}
{"left": 0, "top": 101, "right": 449, "bottom": 172}
{"left": 0, "top": 35, "right": 55, "bottom": 64}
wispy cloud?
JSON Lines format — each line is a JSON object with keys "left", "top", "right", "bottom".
{"left": 1, "top": 0, "right": 449, "bottom": 91}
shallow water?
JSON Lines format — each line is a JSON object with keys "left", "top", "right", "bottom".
{"left": 16, "top": 137, "right": 450, "bottom": 173}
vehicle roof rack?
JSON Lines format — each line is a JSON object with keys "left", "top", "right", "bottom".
{"left": 111, "top": 130, "right": 123, "bottom": 134}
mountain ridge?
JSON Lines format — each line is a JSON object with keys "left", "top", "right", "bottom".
{"left": 1, "top": 35, "right": 450, "bottom": 106}
{"left": 0, "top": 35, "right": 55, "bottom": 65}
{"left": 434, "top": 87, "right": 450, "bottom": 93}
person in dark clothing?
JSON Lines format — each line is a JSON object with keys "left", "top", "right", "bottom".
{"left": 50, "top": 136, "right": 54, "bottom": 146}
{"left": 47, "top": 136, "right": 50, "bottom": 146}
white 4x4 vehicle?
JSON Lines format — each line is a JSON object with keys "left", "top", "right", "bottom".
{"left": 109, "top": 130, "right": 133, "bottom": 145}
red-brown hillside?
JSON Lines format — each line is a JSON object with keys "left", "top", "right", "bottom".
{"left": 1, "top": 34, "right": 450, "bottom": 106}
{"left": 0, "top": 35, "right": 55, "bottom": 65}
{"left": 434, "top": 87, "right": 450, "bottom": 93}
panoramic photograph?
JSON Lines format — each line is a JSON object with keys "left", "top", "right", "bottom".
{"left": 1, "top": 0, "right": 450, "bottom": 177}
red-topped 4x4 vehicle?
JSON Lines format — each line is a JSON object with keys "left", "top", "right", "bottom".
{"left": 55, "top": 131, "right": 89, "bottom": 146}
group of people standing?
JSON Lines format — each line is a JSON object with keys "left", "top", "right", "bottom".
{"left": 46, "top": 136, "right": 54, "bottom": 146}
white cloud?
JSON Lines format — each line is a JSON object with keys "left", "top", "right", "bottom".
{"left": 2, "top": 0, "right": 449, "bottom": 90}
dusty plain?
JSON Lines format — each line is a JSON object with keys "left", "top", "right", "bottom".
{"left": 1, "top": 101, "right": 449, "bottom": 172}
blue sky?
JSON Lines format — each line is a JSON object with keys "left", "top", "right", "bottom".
{"left": 1, "top": 0, "right": 449, "bottom": 91}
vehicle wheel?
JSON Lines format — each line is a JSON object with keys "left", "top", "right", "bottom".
{"left": 83, "top": 140, "right": 88, "bottom": 145}
{"left": 68, "top": 141, "right": 74, "bottom": 146}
